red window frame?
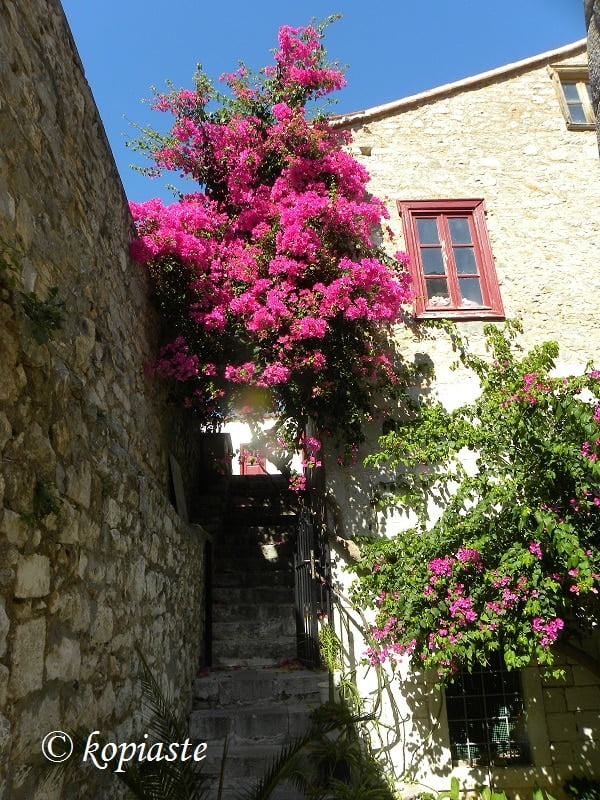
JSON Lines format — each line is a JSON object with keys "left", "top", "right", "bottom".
{"left": 397, "top": 199, "right": 504, "bottom": 320}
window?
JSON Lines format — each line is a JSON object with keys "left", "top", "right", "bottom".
{"left": 551, "top": 66, "right": 596, "bottom": 130}
{"left": 398, "top": 199, "right": 504, "bottom": 320}
{"left": 445, "top": 656, "right": 530, "bottom": 767}
{"left": 239, "top": 444, "right": 267, "bottom": 475}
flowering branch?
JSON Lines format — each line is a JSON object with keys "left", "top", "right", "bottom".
{"left": 353, "top": 323, "right": 600, "bottom": 682}
{"left": 129, "top": 19, "right": 412, "bottom": 470}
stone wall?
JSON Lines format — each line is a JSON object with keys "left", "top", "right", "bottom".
{"left": 0, "top": 1, "right": 206, "bottom": 797}
{"left": 327, "top": 43, "right": 600, "bottom": 797}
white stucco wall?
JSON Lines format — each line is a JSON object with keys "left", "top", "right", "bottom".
{"left": 325, "top": 42, "right": 600, "bottom": 798}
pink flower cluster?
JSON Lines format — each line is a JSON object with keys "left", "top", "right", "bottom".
{"left": 428, "top": 556, "right": 455, "bottom": 576}
{"left": 152, "top": 337, "right": 199, "bottom": 381}
{"left": 130, "top": 23, "right": 412, "bottom": 458}
{"left": 581, "top": 440, "right": 600, "bottom": 462}
{"left": 500, "top": 371, "right": 552, "bottom": 407}
{"left": 531, "top": 616, "right": 564, "bottom": 647}
{"left": 266, "top": 25, "right": 347, "bottom": 100}
{"left": 528, "top": 541, "right": 543, "bottom": 559}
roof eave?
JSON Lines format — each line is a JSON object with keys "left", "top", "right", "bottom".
{"left": 331, "top": 38, "right": 588, "bottom": 127}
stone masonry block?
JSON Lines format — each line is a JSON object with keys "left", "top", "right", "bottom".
{"left": 1, "top": 510, "right": 28, "bottom": 547}
{"left": 14, "top": 554, "right": 51, "bottom": 598}
{"left": 545, "top": 711, "right": 578, "bottom": 742}
{"left": 565, "top": 685, "right": 600, "bottom": 712}
{"left": 45, "top": 637, "right": 81, "bottom": 682}
{"left": 65, "top": 462, "right": 91, "bottom": 509}
{"left": 9, "top": 617, "right": 46, "bottom": 699}
{"left": 542, "top": 688, "right": 567, "bottom": 714}
{"left": 0, "top": 599, "right": 9, "bottom": 659}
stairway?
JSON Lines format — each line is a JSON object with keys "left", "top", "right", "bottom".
{"left": 211, "top": 474, "right": 298, "bottom": 667}
{"left": 190, "top": 667, "right": 328, "bottom": 799}
{"left": 190, "top": 473, "right": 328, "bottom": 798}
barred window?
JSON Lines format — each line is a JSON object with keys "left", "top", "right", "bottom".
{"left": 445, "top": 656, "right": 530, "bottom": 767}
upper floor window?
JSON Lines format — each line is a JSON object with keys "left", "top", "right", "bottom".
{"left": 397, "top": 198, "right": 504, "bottom": 320}
{"left": 445, "top": 655, "right": 530, "bottom": 767}
{"left": 551, "top": 65, "right": 596, "bottom": 130}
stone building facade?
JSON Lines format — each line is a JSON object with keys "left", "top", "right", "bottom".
{"left": 0, "top": 1, "right": 207, "bottom": 797}
{"left": 327, "top": 40, "right": 600, "bottom": 798}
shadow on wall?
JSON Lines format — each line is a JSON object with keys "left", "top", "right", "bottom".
{"left": 324, "top": 348, "right": 436, "bottom": 543}
{"left": 331, "top": 592, "right": 451, "bottom": 790}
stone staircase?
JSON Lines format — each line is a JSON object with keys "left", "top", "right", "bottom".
{"left": 190, "top": 667, "right": 328, "bottom": 799}
{"left": 211, "top": 474, "right": 298, "bottom": 667}
{"left": 190, "top": 474, "right": 328, "bottom": 798}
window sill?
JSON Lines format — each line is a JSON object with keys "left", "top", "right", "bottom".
{"left": 415, "top": 310, "right": 506, "bottom": 321}
{"left": 566, "top": 122, "right": 596, "bottom": 131}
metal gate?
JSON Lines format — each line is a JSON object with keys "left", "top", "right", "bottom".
{"left": 294, "top": 506, "right": 332, "bottom": 667}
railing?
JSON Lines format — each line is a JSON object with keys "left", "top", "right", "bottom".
{"left": 293, "top": 454, "right": 332, "bottom": 668}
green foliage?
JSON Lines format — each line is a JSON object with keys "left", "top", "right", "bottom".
{"left": 20, "top": 286, "right": 65, "bottom": 344}
{"left": 564, "top": 776, "right": 600, "bottom": 800}
{"left": 352, "top": 323, "right": 600, "bottom": 681}
{"left": 19, "top": 479, "right": 61, "bottom": 526}
{"left": 420, "top": 782, "right": 558, "bottom": 800}
{"left": 286, "top": 702, "right": 397, "bottom": 800}
{"left": 0, "top": 235, "right": 64, "bottom": 343}
{"left": 0, "top": 234, "right": 20, "bottom": 287}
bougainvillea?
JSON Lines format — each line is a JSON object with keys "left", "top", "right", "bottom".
{"left": 129, "top": 19, "right": 412, "bottom": 470}
{"left": 351, "top": 322, "right": 600, "bottom": 682}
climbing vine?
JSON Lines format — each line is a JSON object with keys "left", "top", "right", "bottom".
{"left": 351, "top": 323, "right": 600, "bottom": 682}
{"left": 129, "top": 19, "right": 412, "bottom": 471}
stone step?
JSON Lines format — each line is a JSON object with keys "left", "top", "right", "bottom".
{"left": 222, "top": 539, "right": 295, "bottom": 559}
{"left": 213, "top": 569, "right": 294, "bottom": 589}
{"left": 214, "top": 554, "right": 294, "bottom": 575}
{"left": 190, "top": 702, "right": 316, "bottom": 743}
{"left": 214, "top": 539, "right": 295, "bottom": 562}
{"left": 212, "top": 586, "right": 294, "bottom": 606}
{"left": 193, "top": 667, "right": 327, "bottom": 709}
{"left": 211, "top": 635, "right": 298, "bottom": 666}
{"left": 212, "top": 615, "right": 296, "bottom": 641}
{"left": 191, "top": 666, "right": 328, "bottom": 798}
{"left": 203, "top": 775, "right": 305, "bottom": 800}
{"left": 229, "top": 474, "right": 290, "bottom": 493}
{"left": 201, "top": 740, "right": 311, "bottom": 779}
{"left": 224, "top": 513, "right": 298, "bottom": 531}
{"left": 228, "top": 492, "right": 297, "bottom": 506}
{"left": 211, "top": 602, "right": 295, "bottom": 624}
{"left": 216, "top": 514, "right": 297, "bottom": 544}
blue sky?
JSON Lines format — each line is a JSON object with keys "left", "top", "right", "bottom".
{"left": 61, "top": 0, "right": 586, "bottom": 202}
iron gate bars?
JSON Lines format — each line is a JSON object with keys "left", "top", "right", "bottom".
{"left": 294, "top": 506, "right": 332, "bottom": 667}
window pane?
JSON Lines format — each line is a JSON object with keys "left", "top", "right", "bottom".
{"left": 445, "top": 654, "right": 529, "bottom": 767}
{"left": 448, "top": 217, "right": 472, "bottom": 244}
{"left": 417, "top": 218, "right": 440, "bottom": 244}
{"left": 459, "top": 278, "right": 483, "bottom": 305}
{"left": 454, "top": 247, "right": 477, "bottom": 274}
{"left": 421, "top": 247, "right": 445, "bottom": 274}
{"left": 562, "top": 82, "right": 580, "bottom": 102}
{"left": 585, "top": 83, "right": 592, "bottom": 103}
{"left": 465, "top": 695, "right": 484, "bottom": 718}
{"left": 426, "top": 278, "right": 450, "bottom": 305}
{"left": 460, "top": 671, "right": 483, "bottom": 694}
{"left": 568, "top": 104, "right": 588, "bottom": 124}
